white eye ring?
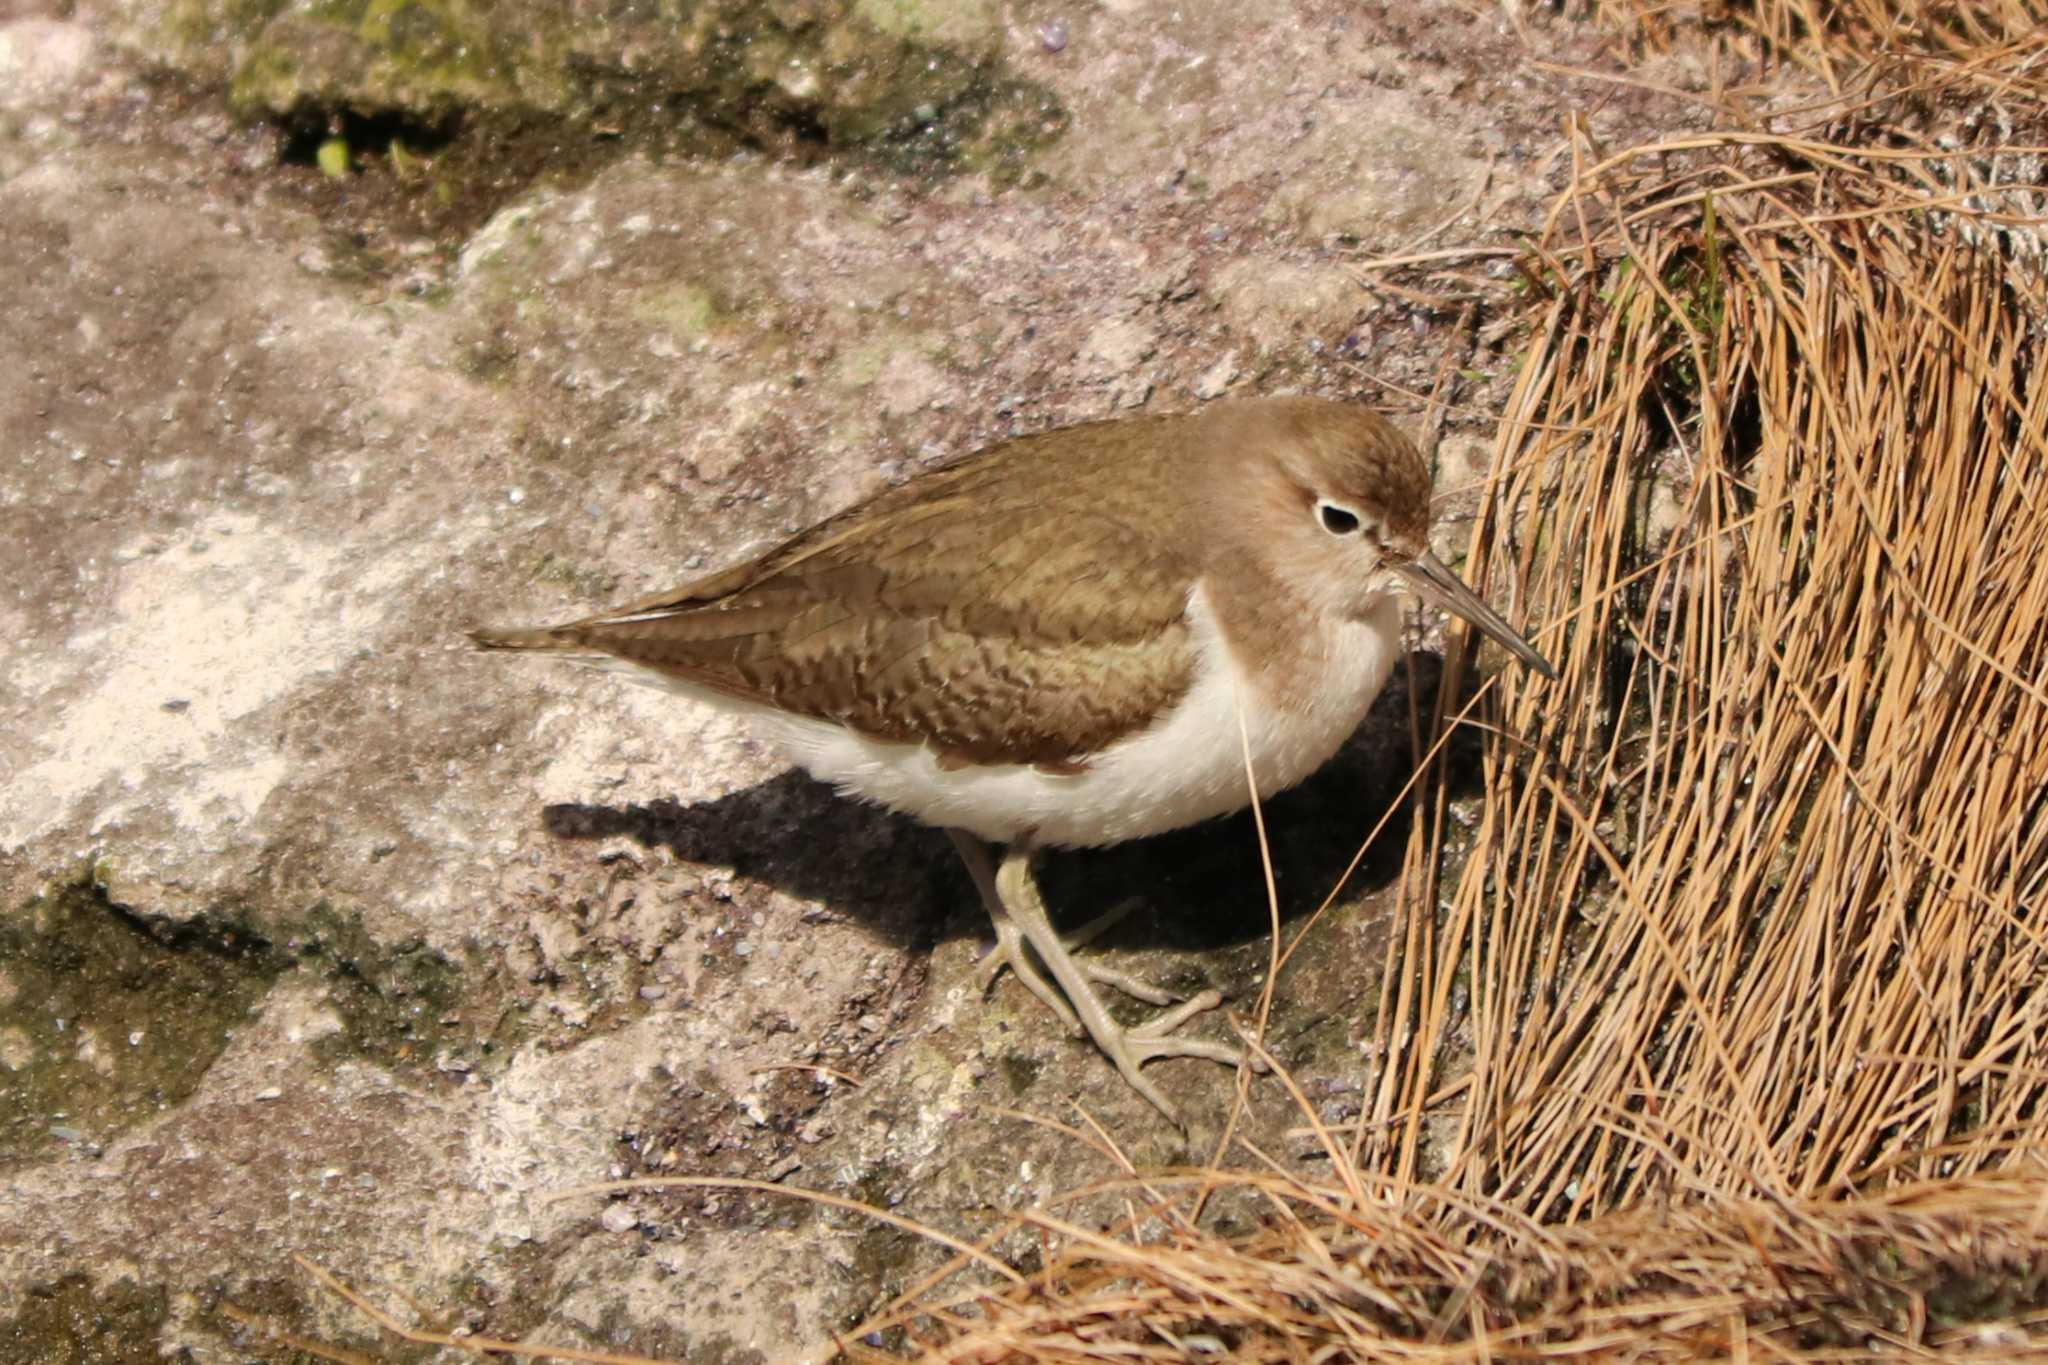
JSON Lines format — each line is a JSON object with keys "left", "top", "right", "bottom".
{"left": 1316, "top": 500, "right": 1363, "bottom": 536}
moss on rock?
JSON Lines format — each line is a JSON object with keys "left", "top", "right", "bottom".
{"left": 111, "top": 0, "right": 1053, "bottom": 172}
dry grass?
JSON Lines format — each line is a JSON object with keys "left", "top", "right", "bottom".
{"left": 837, "top": 11, "right": 2048, "bottom": 1362}
{"left": 840, "top": 1169, "right": 2048, "bottom": 1359}
{"left": 1591, "top": 0, "right": 2048, "bottom": 74}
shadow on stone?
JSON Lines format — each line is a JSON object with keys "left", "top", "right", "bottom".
{"left": 540, "top": 650, "right": 1485, "bottom": 955}
{"left": 542, "top": 772, "right": 952, "bottom": 952}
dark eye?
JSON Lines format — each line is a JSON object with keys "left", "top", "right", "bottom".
{"left": 1317, "top": 501, "right": 1361, "bottom": 536}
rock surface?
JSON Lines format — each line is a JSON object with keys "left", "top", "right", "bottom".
{"left": 107, "top": 0, "right": 1013, "bottom": 146}
{"left": 0, "top": 0, "right": 1700, "bottom": 1358}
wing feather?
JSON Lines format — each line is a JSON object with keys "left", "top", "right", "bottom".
{"left": 553, "top": 418, "right": 1201, "bottom": 765}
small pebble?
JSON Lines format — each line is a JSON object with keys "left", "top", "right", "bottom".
{"left": 1038, "top": 18, "right": 1069, "bottom": 52}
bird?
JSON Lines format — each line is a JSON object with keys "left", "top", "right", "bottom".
{"left": 471, "top": 396, "right": 1553, "bottom": 1123}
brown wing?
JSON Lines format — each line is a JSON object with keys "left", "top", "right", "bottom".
{"left": 514, "top": 417, "right": 1204, "bottom": 766}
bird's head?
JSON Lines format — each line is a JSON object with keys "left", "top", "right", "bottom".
{"left": 1223, "top": 398, "right": 1555, "bottom": 678}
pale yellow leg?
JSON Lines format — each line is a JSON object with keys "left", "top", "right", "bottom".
{"left": 951, "top": 832, "right": 1242, "bottom": 1124}
{"left": 951, "top": 832, "right": 1186, "bottom": 1013}
{"left": 949, "top": 829, "right": 1084, "bottom": 1035}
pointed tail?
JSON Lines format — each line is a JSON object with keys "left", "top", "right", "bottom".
{"left": 468, "top": 623, "right": 580, "bottom": 651}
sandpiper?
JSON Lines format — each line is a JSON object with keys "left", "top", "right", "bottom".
{"left": 474, "top": 396, "right": 1552, "bottom": 1122}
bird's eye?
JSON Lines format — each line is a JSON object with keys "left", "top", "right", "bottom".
{"left": 1317, "top": 501, "right": 1362, "bottom": 536}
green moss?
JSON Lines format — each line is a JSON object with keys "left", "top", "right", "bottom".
{"left": 315, "top": 134, "right": 350, "bottom": 177}
{"left": 629, "top": 281, "right": 723, "bottom": 339}
{"left": 225, "top": 42, "right": 302, "bottom": 113}
{"left": 848, "top": 1159, "right": 922, "bottom": 1291}
{"left": 133, "top": 0, "right": 1069, "bottom": 250}
{"left": 853, "top": 0, "right": 1001, "bottom": 50}
{"left": 0, "top": 883, "right": 281, "bottom": 1168}
{"left": 0, "top": 881, "right": 514, "bottom": 1168}
{"left": 0, "top": 1275, "right": 181, "bottom": 1365}
{"left": 203, "top": 1276, "right": 356, "bottom": 1365}
{"left": 145, "top": 0, "right": 292, "bottom": 85}
{"left": 947, "top": 76, "right": 1068, "bottom": 186}
{"left": 280, "top": 901, "right": 479, "bottom": 1073}
{"left": 232, "top": 0, "right": 534, "bottom": 116}
{"left": 996, "top": 1050, "right": 1041, "bottom": 1096}
{"left": 212, "top": 0, "right": 1023, "bottom": 149}
{"left": 455, "top": 334, "right": 519, "bottom": 382}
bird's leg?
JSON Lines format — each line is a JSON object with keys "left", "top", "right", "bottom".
{"left": 948, "top": 829, "right": 1083, "bottom": 1036}
{"left": 991, "top": 839, "right": 1243, "bottom": 1125}
{"left": 949, "top": 831, "right": 1186, "bottom": 1018}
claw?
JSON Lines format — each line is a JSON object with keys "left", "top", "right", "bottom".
{"left": 972, "top": 910, "right": 1084, "bottom": 1037}
{"left": 947, "top": 830, "right": 1248, "bottom": 1125}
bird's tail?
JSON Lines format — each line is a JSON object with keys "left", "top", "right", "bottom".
{"left": 468, "top": 624, "right": 581, "bottom": 651}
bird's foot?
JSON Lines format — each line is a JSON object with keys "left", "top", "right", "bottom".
{"left": 974, "top": 915, "right": 1247, "bottom": 1121}
{"left": 986, "top": 845, "right": 1255, "bottom": 1126}
{"left": 973, "top": 896, "right": 1185, "bottom": 1034}
{"left": 1096, "top": 990, "right": 1250, "bottom": 1124}
{"left": 947, "top": 829, "right": 1256, "bottom": 1125}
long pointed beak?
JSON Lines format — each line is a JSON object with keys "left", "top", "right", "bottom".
{"left": 1394, "top": 550, "right": 1556, "bottom": 679}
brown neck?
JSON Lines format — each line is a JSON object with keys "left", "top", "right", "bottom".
{"left": 1185, "top": 414, "right": 1334, "bottom": 715}
{"left": 1197, "top": 542, "right": 1330, "bottom": 715}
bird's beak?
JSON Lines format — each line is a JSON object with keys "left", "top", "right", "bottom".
{"left": 1394, "top": 550, "right": 1556, "bottom": 679}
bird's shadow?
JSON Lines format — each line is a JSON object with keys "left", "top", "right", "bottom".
{"left": 542, "top": 652, "right": 1488, "bottom": 955}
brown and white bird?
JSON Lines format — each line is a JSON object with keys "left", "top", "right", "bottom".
{"left": 473, "top": 396, "right": 1552, "bottom": 1122}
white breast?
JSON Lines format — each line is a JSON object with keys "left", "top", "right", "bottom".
{"left": 713, "top": 583, "right": 1405, "bottom": 848}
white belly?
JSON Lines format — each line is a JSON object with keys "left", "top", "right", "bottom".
{"left": 726, "top": 585, "right": 1404, "bottom": 848}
